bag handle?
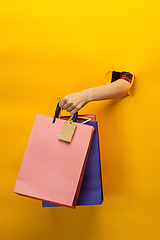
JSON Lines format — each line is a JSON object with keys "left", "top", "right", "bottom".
{"left": 77, "top": 116, "right": 91, "bottom": 124}
{"left": 53, "top": 101, "right": 78, "bottom": 123}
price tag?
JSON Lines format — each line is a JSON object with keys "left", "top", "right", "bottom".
{"left": 58, "top": 120, "right": 77, "bottom": 143}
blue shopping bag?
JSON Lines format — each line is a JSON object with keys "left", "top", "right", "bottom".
{"left": 42, "top": 118, "right": 103, "bottom": 207}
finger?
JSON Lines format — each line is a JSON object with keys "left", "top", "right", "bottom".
{"left": 70, "top": 109, "right": 76, "bottom": 115}
{"left": 59, "top": 98, "right": 67, "bottom": 108}
{"left": 62, "top": 102, "right": 72, "bottom": 110}
{"left": 70, "top": 107, "right": 78, "bottom": 115}
{"left": 70, "top": 104, "right": 80, "bottom": 114}
{"left": 66, "top": 106, "right": 75, "bottom": 112}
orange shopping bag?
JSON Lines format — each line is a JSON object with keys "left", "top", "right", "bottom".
{"left": 14, "top": 102, "right": 94, "bottom": 208}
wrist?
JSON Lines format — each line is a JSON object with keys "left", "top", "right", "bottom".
{"left": 81, "top": 88, "right": 93, "bottom": 103}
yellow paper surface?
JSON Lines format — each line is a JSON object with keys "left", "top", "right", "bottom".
{"left": 0, "top": 0, "right": 160, "bottom": 239}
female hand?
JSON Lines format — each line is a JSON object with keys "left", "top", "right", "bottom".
{"left": 59, "top": 90, "right": 90, "bottom": 115}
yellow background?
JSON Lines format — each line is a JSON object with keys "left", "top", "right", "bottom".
{"left": 1, "top": 0, "right": 160, "bottom": 239}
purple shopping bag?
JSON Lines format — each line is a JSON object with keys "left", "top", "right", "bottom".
{"left": 42, "top": 115, "right": 103, "bottom": 207}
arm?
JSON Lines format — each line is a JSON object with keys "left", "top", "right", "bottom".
{"left": 59, "top": 79, "right": 131, "bottom": 115}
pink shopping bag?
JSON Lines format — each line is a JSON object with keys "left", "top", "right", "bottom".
{"left": 14, "top": 105, "right": 94, "bottom": 208}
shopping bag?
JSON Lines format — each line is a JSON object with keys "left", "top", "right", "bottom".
{"left": 14, "top": 102, "right": 95, "bottom": 208}
{"left": 42, "top": 114, "right": 103, "bottom": 207}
